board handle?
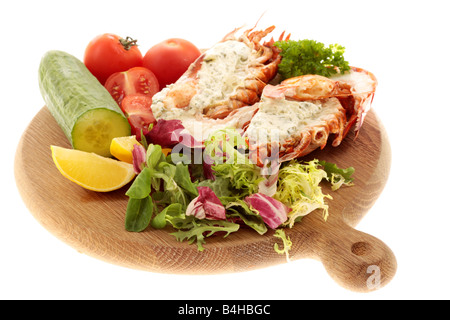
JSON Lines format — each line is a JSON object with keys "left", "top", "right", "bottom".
{"left": 317, "top": 221, "right": 397, "bottom": 292}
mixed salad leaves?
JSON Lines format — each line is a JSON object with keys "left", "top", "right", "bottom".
{"left": 125, "top": 123, "right": 354, "bottom": 256}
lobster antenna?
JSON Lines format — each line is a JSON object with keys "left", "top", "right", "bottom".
{"left": 253, "top": 11, "right": 267, "bottom": 29}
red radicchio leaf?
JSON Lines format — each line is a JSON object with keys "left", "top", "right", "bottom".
{"left": 202, "top": 154, "right": 215, "bottom": 181}
{"left": 186, "top": 186, "right": 226, "bottom": 220}
{"left": 244, "top": 193, "right": 291, "bottom": 229}
{"left": 146, "top": 119, "right": 203, "bottom": 149}
{"left": 132, "top": 144, "right": 147, "bottom": 174}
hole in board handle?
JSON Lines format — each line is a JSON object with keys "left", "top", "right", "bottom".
{"left": 351, "top": 241, "right": 371, "bottom": 256}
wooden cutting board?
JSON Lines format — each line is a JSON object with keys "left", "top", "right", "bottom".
{"left": 15, "top": 106, "right": 396, "bottom": 292}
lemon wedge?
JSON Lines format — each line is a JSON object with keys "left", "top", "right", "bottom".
{"left": 51, "top": 145, "right": 135, "bottom": 192}
{"left": 110, "top": 135, "right": 142, "bottom": 164}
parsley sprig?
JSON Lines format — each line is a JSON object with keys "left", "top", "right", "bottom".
{"left": 274, "top": 39, "right": 350, "bottom": 79}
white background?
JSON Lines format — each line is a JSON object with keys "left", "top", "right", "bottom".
{"left": 2, "top": 0, "right": 449, "bottom": 300}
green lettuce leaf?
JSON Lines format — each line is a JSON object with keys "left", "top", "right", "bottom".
{"left": 273, "top": 229, "right": 292, "bottom": 261}
{"left": 212, "top": 163, "right": 264, "bottom": 197}
{"left": 197, "top": 176, "right": 233, "bottom": 198}
{"left": 151, "top": 203, "right": 183, "bottom": 229}
{"left": 319, "top": 160, "right": 355, "bottom": 191}
{"left": 274, "top": 160, "right": 331, "bottom": 226}
{"left": 225, "top": 199, "right": 268, "bottom": 235}
{"left": 203, "top": 128, "right": 248, "bottom": 165}
{"left": 125, "top": 144, "right": 199, "bottom": 232}
{"left": 125, "top": 167, "right": 152, "bottom": 199}
{"left": 170, "top": 218, "right": 240, "bottom": 252}
{"left": 125, "top": 196, "right": 154, "bottom": 232}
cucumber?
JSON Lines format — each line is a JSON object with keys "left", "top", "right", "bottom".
{"left": 38, "top": 50, "right": 130, "bottom": 157}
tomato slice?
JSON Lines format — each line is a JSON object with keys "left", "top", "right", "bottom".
{"left": 104, "top": 67, "right": 160, "bottom": 107}
{"left": 120, "top": 95, "right": 157, "bottom": 139}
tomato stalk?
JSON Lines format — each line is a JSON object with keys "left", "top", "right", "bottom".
{"left": 119, "top": 37, "right": 139, "bottom": 51}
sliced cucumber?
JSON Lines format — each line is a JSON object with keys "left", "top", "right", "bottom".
{"left": 72, "top": 108, "right": 131, "bottom": 155}
{"left": 38, "top": 50, "right": 130, "bottom": 157}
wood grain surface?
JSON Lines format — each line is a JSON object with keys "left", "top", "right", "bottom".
{"left": 14, "top": 106, "right": 396, "bottom": 292}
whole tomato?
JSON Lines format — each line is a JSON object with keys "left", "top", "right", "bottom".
{"left": 143, "top": 38, "right": 201, "bottom": 89}
{"left": 84, "top": 34, "right": 143, "bottom": 84}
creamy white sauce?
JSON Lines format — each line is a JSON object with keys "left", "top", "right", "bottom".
{"left": 152, "top": 89, "right": 233, "bottom": 141}
{"left": 151, "top": 40, "right": 256, "bottom": 141}
{"left": 151, "top": 85, "right": 172, "bottom": 116}
{"left": 245, "top": 97, "right": 339, "bottom": 148}
{"left": 189, "top": 40, "right": 253, "bottom": 111}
